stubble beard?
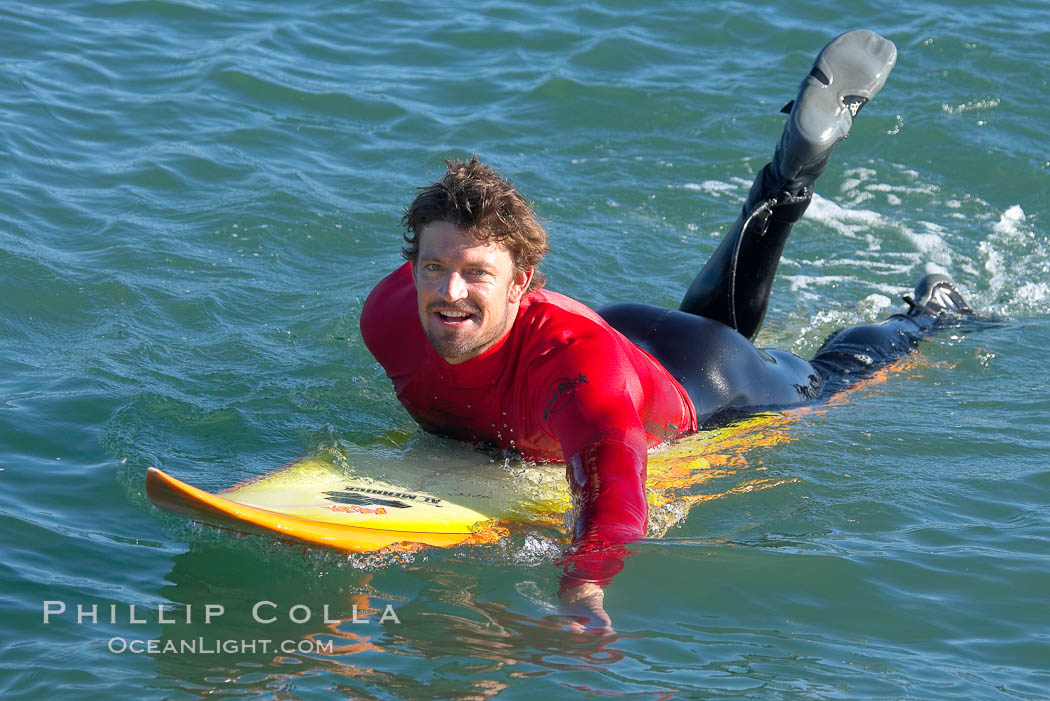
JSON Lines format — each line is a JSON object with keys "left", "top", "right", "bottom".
{"left": 424, "top": 303, "right": 510, "bottom": 363}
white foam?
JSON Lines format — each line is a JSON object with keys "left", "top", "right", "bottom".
{"left": 899, "top": 222, "right": 953, "bottom": 268}
{"left": 858, "top": 293, "right": 893, "bottom": 318}
{"left": 1014, "top": 281, "right": 1050, "bottom": 305}
{"left": 806, "top": 193, "right": 885, "bottom": 238}
{"left": 992, "top": 204, "right": 1026, "bottom": 238}
{"left": 842, "top": 166, "right": 878, "bottom": 179}
{"left": 830, "top": 258, "right": 914, "bottom": 275}
{"left": 682, "top": 180, "right": 736, "bottom": 194}
{"left": 512, "top": 535, "right": 563, "bottom": 565}
{"left": 979, "top": 239, "right": 1004, "bottom": 276}
{"left": 972, "top": 204, "right": 1050, "bottom": 313}
{"left": 806, "top": 165, "right": 1050, "bottom": 318}
{"left": 783, "top": 274, "right": 854, "bottom": 295}
{"left": 864, "top": 182, "right": 939, "bottom": 196}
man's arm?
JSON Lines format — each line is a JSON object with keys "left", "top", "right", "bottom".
{"left": 560, "top": 439, "right": 648, "bottom": 580}
{"left": 554, "top": 438, "right": 648, "bottom": 634}
{"left": 532, "top": 337, "right": 654, "bottom": 628}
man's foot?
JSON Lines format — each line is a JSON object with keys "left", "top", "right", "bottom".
{"left": 772, "top": 29, "right": 897, "bottom": 195}
{"left": 903, "top": 273, "right": 975, "bottom": 320}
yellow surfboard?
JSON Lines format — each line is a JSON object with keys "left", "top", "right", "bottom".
{"left": 146, "top": 355, "right": 915, "bottom": 552}
{"left": 146, "top": 412, "right": 796, "bottom": 553}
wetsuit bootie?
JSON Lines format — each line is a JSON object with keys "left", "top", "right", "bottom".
{"left": 902, "top": 273, "right": 975, "bottom": 324}
{"left": 772, "top": 29, "right": 897, "bottom": 196}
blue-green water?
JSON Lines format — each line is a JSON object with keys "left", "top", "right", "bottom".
{"left": 2, "top": 1, "right": 1049, "bottom": 698}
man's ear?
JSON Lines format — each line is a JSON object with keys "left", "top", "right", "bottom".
{"left": 509, "top": 267, "right": 533, "bottom": 304}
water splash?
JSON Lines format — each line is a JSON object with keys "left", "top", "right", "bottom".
{"left": 978, "top": 205, "right": 1050, "bottom": 314}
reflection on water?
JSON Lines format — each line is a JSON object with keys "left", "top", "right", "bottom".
{"left": 153, "top": 545, "right": 655, "bottom": 699}
{"left": 142, "top": 371, "right": 917, "bottom": 699}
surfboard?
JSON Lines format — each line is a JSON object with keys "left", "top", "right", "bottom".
{"left": 146, "top": 412, "right": 796, "bottom": 553}
{"left": 145, "top": 454, "right": 568, "bottom": 552}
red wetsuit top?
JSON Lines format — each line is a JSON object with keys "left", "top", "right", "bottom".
{"left": 361, "top": 263, "right": 697, "bottom": 585}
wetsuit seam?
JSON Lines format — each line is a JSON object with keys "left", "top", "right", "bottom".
{"left": 732, "top": 198, "right": 775, "bottom": 332}
{"left": 729, "top": 210, "right": 748, "bottom": 331}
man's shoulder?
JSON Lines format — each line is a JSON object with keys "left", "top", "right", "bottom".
{"left": 521, "top": 288, "right": 607, "bottom": 324}
{"left": 360, "top": 262, "right": 419, "bottom": 355}
{"left": 516, "top": 288, "right": 623, "bottom": 353}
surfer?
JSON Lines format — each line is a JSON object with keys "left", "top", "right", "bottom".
{"left": 360, "top": 30, "right": 974, "bottom": 632}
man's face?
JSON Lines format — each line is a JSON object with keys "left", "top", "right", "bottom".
{"left": 412, "top": 221, "right": 531, "bottom": 364}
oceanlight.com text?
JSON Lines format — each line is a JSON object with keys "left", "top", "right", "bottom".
{"left": 108, "top": 637, "right": 335, "bottom": 655}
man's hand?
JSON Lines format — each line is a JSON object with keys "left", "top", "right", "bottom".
{"left": 558, "top": 581, "right": 614, "bottom": 635}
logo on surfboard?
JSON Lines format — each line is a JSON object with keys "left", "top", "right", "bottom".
{"left": 323, "top": 487, "right": 443, "bottom": 509}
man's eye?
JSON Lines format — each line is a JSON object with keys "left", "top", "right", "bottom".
{"left": 470, "top": 269, "right": 489, "bottom": 277}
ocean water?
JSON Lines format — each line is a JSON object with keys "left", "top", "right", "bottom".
{"left": 2, "top": 1, "right": 1049, "bottom": 698}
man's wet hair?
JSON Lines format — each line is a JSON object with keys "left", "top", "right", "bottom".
{"left": 401, "top": 155, "right": 549, "bottom": 293}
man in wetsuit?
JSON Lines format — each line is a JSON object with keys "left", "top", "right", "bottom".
{"left": 360, "top": 30, "right": 975, "bottom": 631}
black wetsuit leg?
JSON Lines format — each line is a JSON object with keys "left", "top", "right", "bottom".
{"left": 678, "top": 164, "right": 811, "bottom": 342}
{"left": 807, "top": 313, "right": 934, "bottom": 397}
{"left": 600, "top": 303, "right": 937, "bottom": 424}
{"left": 599, "top": 163, "right": 940, "bottom": 422}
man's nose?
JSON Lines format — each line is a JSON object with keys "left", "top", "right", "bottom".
{"left": 441, "top": 271, "right": 468, "bottom": 301}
